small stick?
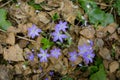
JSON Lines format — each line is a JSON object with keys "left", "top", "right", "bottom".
{"left": 16, "top": 35, "right": 36, "bottom": 42}
{"left": 0, "top": 0, "right": 12, "bottom": 8}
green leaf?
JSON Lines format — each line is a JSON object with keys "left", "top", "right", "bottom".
{"left": 0, "top": 9, "right": 11, "bottom": 30}
{"left": 28, "top": 0, "right": 42, "bottom": 10}
{"left": 62, "top": 75, "right": 73, "bottom": 80}
{"left": 0, "top": 9, "right": 7, "bottom": 21}
{"left": 78, "top": 0, "right": 114, "bottom": 26}
{"left": 41, "top": 38, "right": 54, "bottom": 49}
{"left": 78, "top": 0, "right": 98, "bottom": 12}
{"left": 101, "top": 13, "right": 114, "bottom": 26}
{"left": 89, "top": 66, "right": 98, "bottom": 74}
{"left": 52, "top": 13, "right": 59, "bottom": 21}
{"left": 94, "top": 57, "right": 103, "bottom": 67}
{"left": 0, "top": 20, "right": 12, "bottom": 30}
{"left": 113, "top": 0, "right": 120, "bottom": 16}
{"left": 88, "top": 9, "right": 105, "bottom": 24}
{"left": 89, "top": 64, "right": 106, "bottom": 80}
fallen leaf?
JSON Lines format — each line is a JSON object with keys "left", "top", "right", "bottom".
{"left": 4, "top": 44, "right": 24, "bottom": 61}
{"left": 103, "top": 23, "right": 117, "bottom": 34}
{"left": 80, "top": 26, "right": 95, "bottom": 39}
{"left": 32, "top": 74, "right": 39, "bottom": 80}
{"left": 96, "top": 26, "right": 106, "bottom": 38}
{"left": 0, "top": 44, "right": 3, "bottom": 54}
{"left": 6, "top": 32, "right": 15, "bottom": 45}
{"left": 117, "top": 27, "right": 120, "bottom": 34}
{"left": 96, "top": 31, "right": 106, "bottom": 38}
{"left": 108, "top": 32, "right": 119, "bottom": 40}
{"left": 73, "top": 56, "right": 82, "bottom": 65}
{"left": 32, "top": 36, "right": 42, "bottom": 50}
{"left": 95, "top": 38, "right": 104, "bottom": 48}
{"left": 34, "top": 0, "right": 44, "bottom": 3}
{"left": 14, "top": 63, "right": 23, "bottom": 74}
{"left": 7, "top": 26, "right": 21, "bottom": 33}
{"left": 109, "top": 61, "right": 119, "bottom": 73}
{"left": 116, "top": 71, "right": 120, "bottom": 78}
{"left": 103, "top": 60, "right": 110, "bottom": 69}
{"left": 18, "top": 39, "right": 28, "bottom": 48}
{"left": 63, "top": 57, "right": 69, "bottom": 67}
{"left": 99, "top": 48, "right": 112, "bottom": 60}
{"left": 0, "top": 65, "right": 14, "bottom": 80}
{"left": 18, "top": 23, "right": 32, "bottom": 33}
{"left": 78, "top": 36, "right": 89, "bottom": 46}
{"left": 47, "top": 0, "right": 61, "bottom": 7}
{"left": 24, "top": 66, "right": 32, "bottom": 75}
{"left": 59, "top": 0, "right": 77, "bottom": 24}
{"left": 0, "top": 32, "right": 7, "bottom": 43}
{"left": 37, "top": 12, "right": 50, "bottom": 24}
{"left": 108, "top": 73, "right": 116, "bottom": 80}
{"left": 100, "top": 3, "right": 108, "bottom": 9}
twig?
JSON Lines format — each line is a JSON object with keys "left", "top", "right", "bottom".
{"left": 96, "top": 2, "right": 110, "bottom": 7}
{"left": 16, "top": 35, "right": 36, "bottom": 42}
{"left": 0, "top": 0, "right": 12, "bottom": 8}
{"left": 0, "top": 28, "right": 6, "bottom": 33}
{"left": 0, "top": 28, "right": 36, "bottom": 42}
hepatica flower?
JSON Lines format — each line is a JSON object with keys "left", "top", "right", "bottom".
{"left": 69, "top": 51, "right": 78, "bottom": 62}
{"left": 27, "top": 53, "right": 34, "bottom": 61}
{"left": 51, "top": 30, "right": 68, "bottom": 43}
{"left": 78, "top": 44, "right": 93, "bottom": 56}
{"left": 55, "top": 21, "right": 68, "bottom": 32}
{"left": 83, "top": 51, "right": 95, "bottom": 64}
{"left": 38, "top": 48, "right": 50, "bottom": 62}
{"left": 28, "top": 24, "right": 42, "bottom": 38}
{"left": 78, "top": 43, "right": 95, "bottom": 64}
{"left": 50, "top": 48, "right": 61, "bottom": 59}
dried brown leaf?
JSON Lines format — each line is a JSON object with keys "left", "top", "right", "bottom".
{"left": 4, "top": 44, "right": 24, "bottom": 61}
{"left": 34, "top": 0, "right": 44, "bottom": 4}
{"left": 18, "top": 40, "right": 28, "bottom": 48}
{"left": 37, "top": 12, "right": 50, "bottom": 24}
{"left": 103, "top": 23, "right": 117, "bottom": 34}
{"left": 78, "top": 37, "right": 89, "bottom": 46}
{"left": 80, "top": 26, "right": 95, "bottom": 39}
{"left": 23, "top": 67, "right": 32, "bottom": 75}
{"left": 0, "top": 32, "right": 7, "bottom": 43}
{"left": 59, "top": 0, "right": 78, "bottom": 24}
{"left": 15, "top": 63, "right": 23, "bottom": 74}
{"left": 73, "top": 56, "right": 82, "bottom": 65}
{"left": 63, "top": 57, "right": 69, "bottom": 67}
{"left": 0, "top": 44, "right": 3, "bottom": 54}
{"left": 99, "top": 48, "right": 112, "bottom": 60}
{"left": 109, "top": 61, "right": 119, "bottom": 73}
{"left": 6, "top": 33, "right": 15, "bottom": 45}
{"left": 108, "top": 32, "right": 119, "bottom": 40}
{"left": 7, "top": 26, "right": 21, "bottom": 33}
{"left": 32, "top": 36, "right": 42, "bottom": 50}
{"left": 94, "top": 38, "right": 104, "bottom": 48}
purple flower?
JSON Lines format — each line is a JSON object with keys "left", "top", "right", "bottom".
{"left": 38, "top": 48, "right": 50, "bottom": 62}
{"left": 69, "top": 51, "right": 78, "bottom": 62}
{"left": 51, "top": 31, "right": 68, "bottom": 43}
{"left": 78, "top": 44, "right": 93, "bottom": 56}
{"left": 27, "top": 53, "right": 34, "bottom": 61}
{"left": 82, "top": 51, "right": 95, "bottom": 64}
{"left": 78, "top": 44, "right": 95, "bottom": 64}
{"left": 88, "top": 40, "right": 94, "bottom": 46}
{"left": 55, "top": 21, "right": 68, "bottom": 32}
{"left": 49, "top": 70, "right": 54, "bottom": 76}
{"left": 28, "top": 24, "right": 41, "bottom": 38}
{"left": 44, "top": 78, "right": 49, "bottom": 80}
{"left": 50, "top": 48, "right": 61, "bottom": 59}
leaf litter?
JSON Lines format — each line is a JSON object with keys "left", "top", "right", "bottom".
{"left": 0, "top": 0, "right": 120, "bottom": 80}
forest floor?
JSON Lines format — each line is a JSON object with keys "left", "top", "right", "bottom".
{"left": 0, "top": 0, "right": 120, "bottom": 80}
